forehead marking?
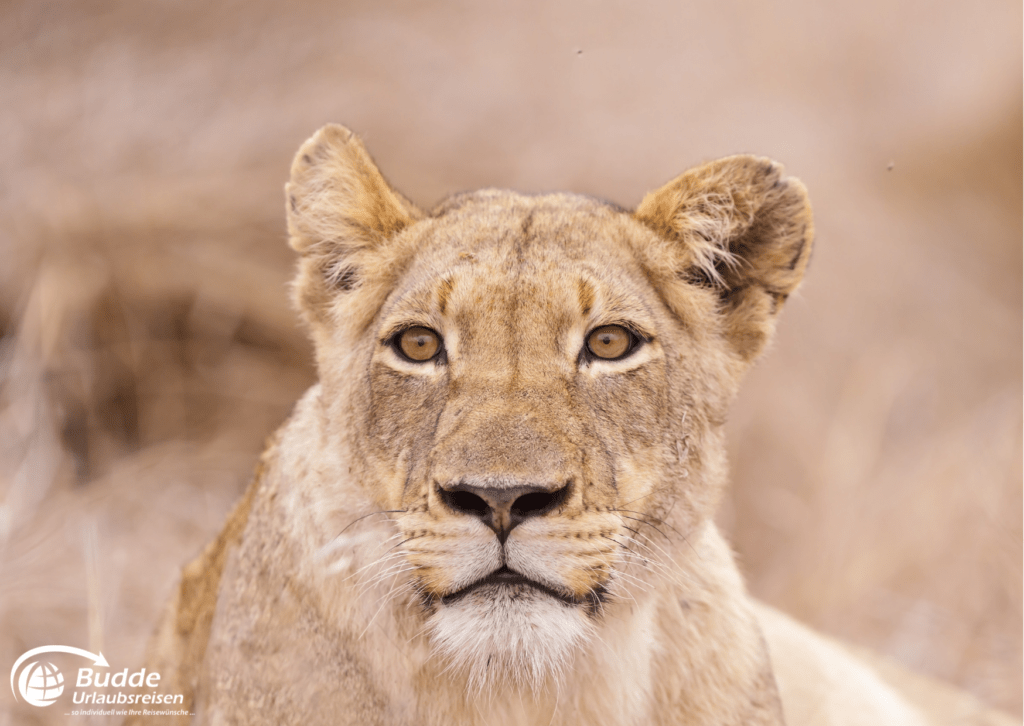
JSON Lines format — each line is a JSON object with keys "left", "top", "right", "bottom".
{"left": 509, "top": 212, "right": 534, "bottom": 389}
{"left": 577, "top": 278, "right": 594, "bottom": 318}
{"left": 514, "top": 209, "right": 536, "bottom": 266}
{"left": 437, "top": 276, "right": 454, "bottom": 316}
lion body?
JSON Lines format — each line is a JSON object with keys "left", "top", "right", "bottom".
{"left": 134, "top": 126, "right": 1018, "bottom": 726}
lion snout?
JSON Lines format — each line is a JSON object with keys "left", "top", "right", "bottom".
{"left": 435, "top": 479, "right": 571, "bottom": 543}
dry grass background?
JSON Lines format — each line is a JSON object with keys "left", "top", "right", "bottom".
{"left": 0, "top": 0, "right": 1019, "bottom": 722}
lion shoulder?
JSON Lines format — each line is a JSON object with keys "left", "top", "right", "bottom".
{"left": 131, "top": 441, "right": 272, "bottom": 724}
{"left": 754, "top": 602, "right": 1017, "bottom": 726}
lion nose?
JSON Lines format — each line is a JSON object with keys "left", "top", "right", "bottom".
{"left": 437, "top": 481, "right": 570, "bottom": 543}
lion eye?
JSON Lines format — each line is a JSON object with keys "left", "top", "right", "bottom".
{"left": 586, "top": 325, "right": 634, "bottom": 360}
{"left": 398, "top": 327, "right": 442, "bottom": 362}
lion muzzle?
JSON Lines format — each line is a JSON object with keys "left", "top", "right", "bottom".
{"left": 436, "top": 479, "right": 571, "bottom": 543}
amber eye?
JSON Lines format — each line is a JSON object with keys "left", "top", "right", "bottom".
{"left": 586, "top": 325, "right": 634, "bottom": 360}
{"left": 397, "top": 326, "right": 442, "bottom": 362}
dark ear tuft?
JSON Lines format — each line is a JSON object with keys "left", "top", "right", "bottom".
{"left": 635, "top": 155, "right": 813, "bottom": 361}
{"left": 325, "top": 264, "right": 359, "bottom": 292}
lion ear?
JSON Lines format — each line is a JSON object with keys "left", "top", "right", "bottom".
{"left": 634, "top": 155, "right": 814, "bottom": 362}
{"left": 286, "top": 124, "right": 423, "bottom": 326}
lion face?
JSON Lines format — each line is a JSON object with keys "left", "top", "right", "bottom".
{"left": 361, "top": 195, "right": 688, "bottom": 687}
{"left": 284, "top": 125, "right": 812, "bottom": 690}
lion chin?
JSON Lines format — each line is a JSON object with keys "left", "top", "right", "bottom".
{"left": 427, "top": 582, "right": 594, "bottom": 694}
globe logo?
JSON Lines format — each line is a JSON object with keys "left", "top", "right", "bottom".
{"left": 17, "top": 661, "right": 64, "bottom": 707}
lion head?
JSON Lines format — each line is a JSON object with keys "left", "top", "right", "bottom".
{"left": 284, "top": 124, "right": 812, "bottom": 692}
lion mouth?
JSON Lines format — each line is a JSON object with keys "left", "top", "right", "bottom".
{"left": 441, "top": 566, "right": 581, "bottom": 607}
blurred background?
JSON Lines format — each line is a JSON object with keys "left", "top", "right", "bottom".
{"left": 0, "top": 0, "right": 1019, "bottom": 721}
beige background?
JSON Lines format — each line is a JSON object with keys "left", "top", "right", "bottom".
{"left": 0, "top": 0, "right": 1020, "bottom": 721}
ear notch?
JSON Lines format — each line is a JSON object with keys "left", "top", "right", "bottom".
{"left": 285, "top": 124, "right": 422, "bottom": 323}
{"left": 635, "top": 155, "right": 814, "bottom": 361}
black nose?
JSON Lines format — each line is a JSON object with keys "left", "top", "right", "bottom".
{"left": 437, "top": 481, "right": 570, "bottom": 543}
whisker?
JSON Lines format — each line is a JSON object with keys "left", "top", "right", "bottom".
{"left": 338, "top": 546, "right": 409, "bottom": 583}
{"left": 332, "top": 509, "right": 406, "bottom": 540}
{"left": 613, "top": 526, "right": 678, "bottom": 571}
{"left": 610, "top": 569, "right": 651, "bottom": 598}
{"left": 614, "top": 513, "right": 674, "bottom": 543}
{"left": 363, "top": 564, "right": 417, "bottom": 589}
{"left": 621, "top": 530, "right": 682, "bottom": 572}
{"left": 359, "top": 579, "right": 414, "bottom": 639}
{"left": 615, "top": 487, "right": 673, "bottom": 509}
{"left": 603, "top": 535, "right": 671, "bottom": 586}
{"left": 354, "top": 559, "right": 418, "bottom": 596}
{"left": 611, "top": 508, "right": 692, "bottom": 545}
{"left": 614, "top": 503, "right": 702, "bottom": 562}
{"left": 605, "top": 532, "right": 699, "bottom": 590}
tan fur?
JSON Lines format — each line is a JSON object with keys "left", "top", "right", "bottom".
{"left": 137, "top": 125, "right": 1017, "bottom": 725}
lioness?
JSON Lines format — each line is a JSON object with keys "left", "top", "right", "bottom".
{"left": 137, "top": 125, "right": 1016, "bottom": 726}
